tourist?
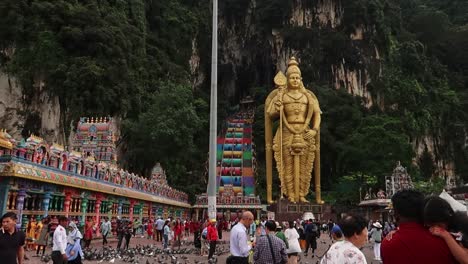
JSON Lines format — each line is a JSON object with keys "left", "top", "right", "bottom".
{"left": 304, "top": 219, "right": 318, "bottom": 257}
{"left": 217, "top": 218, "right": 223, "bottom": 240}
{"left": 155, "top": 217, "right": 165, "bottom": 242}
{"left": 275, "top": 222, "right": 288, "bottom": 246}
{"left": 253, "top": 220, "right": 288, "bottom": 264}
{"left": 83, "top": 217, "right": 94, "bottom": 249}
{"left": 116, "top": 219, "right": 125, "bottom": 250}
{"left": 146, "top": 219, "right": 153, "bottom": 240}
{"left": 207, "top": 219, "right": 218, "bottom": 261}
{"left": 52, "top": 216, "right": 68, "bottom": 264}
{"left": 383, "top": 222, "right": 392, "bottom": 237}
{"left": 228, "top": 211, "right": 254, "bottom": 264}
{"left": 381, "top": 190, "right": 456, "bottom": 264}
{"left": 34, "top": 217, "right": 43, "bottom": 250}
{"left": 327, "top": 220, "right": 334, "bottom": 239}
{"left": 249, "top": 218, "right": 256, "bottom": 237}
{"left": 35, "top": 217, "right": 49, "bottom": 256}
{"left": 0, "top": 212, "right": 25, "bottom": 264}
{"left": 132, "top": 219, "right": 140, "bottom": 237}
{"left": 100, "top": 217, "right": 111, "bottom": 246}
{"left": 296, "top": 222, "right": 306, "bottom": 252}
{"left": 424, "top": 196, "right": 468, "bottom": 264}
{"left": 124, "top": 221, "right": 133, "bottom": 250}
{"left": 48, "top": 216, "right": 58, "bottom": 246}
{"left": 200, "top": 221, "right": 208, "bottom": 256}
{"left": 66, "top": 222, "right": 84, "bottom": 264}
{"left": 284, "top": 221, "right": 302, "bottom": 264}
{"left": 320, "top": 214, "right": 368, "bottom": 264}
{"left": 184, "top": 219, "right": 190, "bottom": 237}
{"left": 172, "top": 219, "right": 182, "bottom": 250}
{"left": 163, "top": 220, "right": 170, "bottom": 250}
{"left": 369, "top": 221, "right": 383, "bottom": 261}
{"left": 330, "top": 225, "right": 344, "bottom": 242}
{"left": 26, "top": 216, "right": 37, "bottom": 251}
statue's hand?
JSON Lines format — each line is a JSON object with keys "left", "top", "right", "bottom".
{"left": 304, "top": 129, "right": 317, "bottom": 140}
{"left": 274, "top": 100, "right": 283, "bottom": 111}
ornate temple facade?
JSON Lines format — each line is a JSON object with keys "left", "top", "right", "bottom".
{"left": 72, "top": 117, "right": 117, "bottom": 163}
{"left": 0, "top": 118, "right": 189, "bottom": 230}
{"left": 359, "top": 162, "right": 414, "bottom": 222}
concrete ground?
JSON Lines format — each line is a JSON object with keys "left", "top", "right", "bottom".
{"left": 24, "top": 231, "right": 380, "bottom": 264}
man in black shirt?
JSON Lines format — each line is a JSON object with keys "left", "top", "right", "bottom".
{"left": 0, "top": 212, "right": 26, "bottom": 264}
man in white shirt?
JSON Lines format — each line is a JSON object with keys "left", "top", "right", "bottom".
{"left": 228, "top": 211, "right": 254, "bottom": 264}
{"left": 52, "top": 216, "right": 68, "bottom": 264}
{"left": 155, "top": 217, "right": 165, "bottom": 242}
{"left": 100, "top": 217, "right": 111, "bottom": 246}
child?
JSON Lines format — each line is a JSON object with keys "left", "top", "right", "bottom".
{"left": 424, "top": 196, "right": 468, "bottom": 264}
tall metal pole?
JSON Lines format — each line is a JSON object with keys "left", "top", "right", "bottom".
{"left": 207, "top": 0, "right": 218, "bottom": 220}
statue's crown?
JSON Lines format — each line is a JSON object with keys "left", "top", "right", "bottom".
{"left": 286, "top": 57, "right": 301, "bottom": 77}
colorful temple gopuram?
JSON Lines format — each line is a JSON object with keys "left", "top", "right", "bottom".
{"left": 0, "top": 117, "right": 190, "bottom": 230}
{"left": 194, "top": 104, "right": 263, "bottom": 220}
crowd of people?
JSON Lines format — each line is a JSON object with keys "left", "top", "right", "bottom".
{"left": 226, "top": 190, "right": 467, "bottom": 264}
{"left": 1, "top": 189, "right": 467, "bottom": 264}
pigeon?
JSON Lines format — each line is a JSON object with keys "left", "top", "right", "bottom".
{"left": 40, "top": 254, "right": 51, "bottom": 263}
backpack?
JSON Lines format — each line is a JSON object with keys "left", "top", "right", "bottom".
{"left": 201, "top": 227, "right": 208, "bottom": 239}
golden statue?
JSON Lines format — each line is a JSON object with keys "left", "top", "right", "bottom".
{"left": 265, "top": 57, "right": 323, "bottom": 204}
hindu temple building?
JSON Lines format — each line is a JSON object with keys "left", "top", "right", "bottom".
{"left": 0, "top": 117, "right": 190, "bottom": 230}
{"left": 194, "top": 102, "right": 263, "bottom": 220}
{"left": 359, "top": 162, "right": 414, "bottom": 222}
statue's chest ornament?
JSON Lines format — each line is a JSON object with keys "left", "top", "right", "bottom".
{"left": 284, "top": 93, "right": 306, "bottom": 115}
{"left": 285, "top": 93, "right": 304, "bottom": 102}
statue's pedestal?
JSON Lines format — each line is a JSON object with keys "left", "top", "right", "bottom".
{"left": 267, "top": 198, "right": 328, "bottom": 222}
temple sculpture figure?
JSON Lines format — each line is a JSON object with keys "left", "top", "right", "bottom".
{"left": 265, "top": 57, "right": 322, "bottom": 204}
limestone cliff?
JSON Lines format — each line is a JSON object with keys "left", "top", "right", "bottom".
{"left": 208, "top": 0, "right": 457, "bottom": 180}
{"left": 0, "top": 71, "right": 62, "bottom": 144}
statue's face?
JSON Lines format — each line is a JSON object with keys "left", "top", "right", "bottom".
{"left": 288, "top": 73, "right": 301, "bottom": 90}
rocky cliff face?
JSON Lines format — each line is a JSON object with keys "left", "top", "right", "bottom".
{"left": 0, "top": 71, "right": 62, "bottom": 144}
{"left": 212, "top": 0, "right": 380, "bottom": 106}
{"left": 209, "top": 0, "right": 456, "bottom": 179}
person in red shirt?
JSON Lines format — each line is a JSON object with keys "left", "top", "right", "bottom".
{"left": 381, "top": 190, "right": 456, "bottom": 264}
{"left": 191, "top": 220, "right": 201, "bottom": 242}
{"left": 172, "top": 219, "right": 183, "bottom": 250}
{"left": 207, "top": 219, "right": 218, "bottom": 261}
{"left": 146, "top": 220, "right": 153, "bottom": 240}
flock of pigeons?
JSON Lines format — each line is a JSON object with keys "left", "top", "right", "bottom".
{"left": 40, "top": 243, "right": 230, "bottom": 264}
{"left": 37, "top": 238, "right": 340, "bottom": 263}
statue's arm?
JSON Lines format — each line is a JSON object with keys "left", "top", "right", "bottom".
{"left": 266, "top": 92, "right": 280, "bottom": 119}
{"left": 311, "top": 102, "right": 321, "bottom": 130}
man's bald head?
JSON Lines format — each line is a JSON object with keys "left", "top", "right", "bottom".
{"left": 240, "top": 211, "right": 254, "bottom": 227}
{"left": 241, "top": 211, "right": 253, "bottom": 220}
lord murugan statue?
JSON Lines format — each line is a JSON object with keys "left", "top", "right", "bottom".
{"left": 265, "top": 57, "right": 323, "bottom": 204}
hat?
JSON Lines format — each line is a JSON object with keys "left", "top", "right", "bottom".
{"left": 210, "top": 218, "right": 217, "bottom": 223}
{"left": 275, "top": 222, "right": 282, "bottom": 230}
{"left": 331, "top": 225, "right": 342, "bottom": 234}
{"left": 373, "top": 222, "right": 383, "bottom": 229}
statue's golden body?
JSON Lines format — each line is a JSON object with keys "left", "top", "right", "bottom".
{"left": 265, "top": 57, "right": 322, "bottom": 204}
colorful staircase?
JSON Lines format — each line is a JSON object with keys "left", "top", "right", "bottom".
{"left": 216, "top": 112, "right": 255, "bottom": 196}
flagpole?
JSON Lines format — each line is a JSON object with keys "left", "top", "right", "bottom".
{"left": 207, "top": 0, "right": 218, "bottom": 220}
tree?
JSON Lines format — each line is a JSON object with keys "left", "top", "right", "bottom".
{"left": 337, "top": 115, "right": 414, "bottom": 186}
{"left": 122, "top": 82, "right": 207, "bottom": 201}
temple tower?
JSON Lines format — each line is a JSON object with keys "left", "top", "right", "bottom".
{"left": 72, "top": 117, "right": 118, "bottom": 163}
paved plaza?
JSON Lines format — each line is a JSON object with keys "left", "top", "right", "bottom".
{"left": 23, "top": 231, "right": 380, "bottom": 264}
